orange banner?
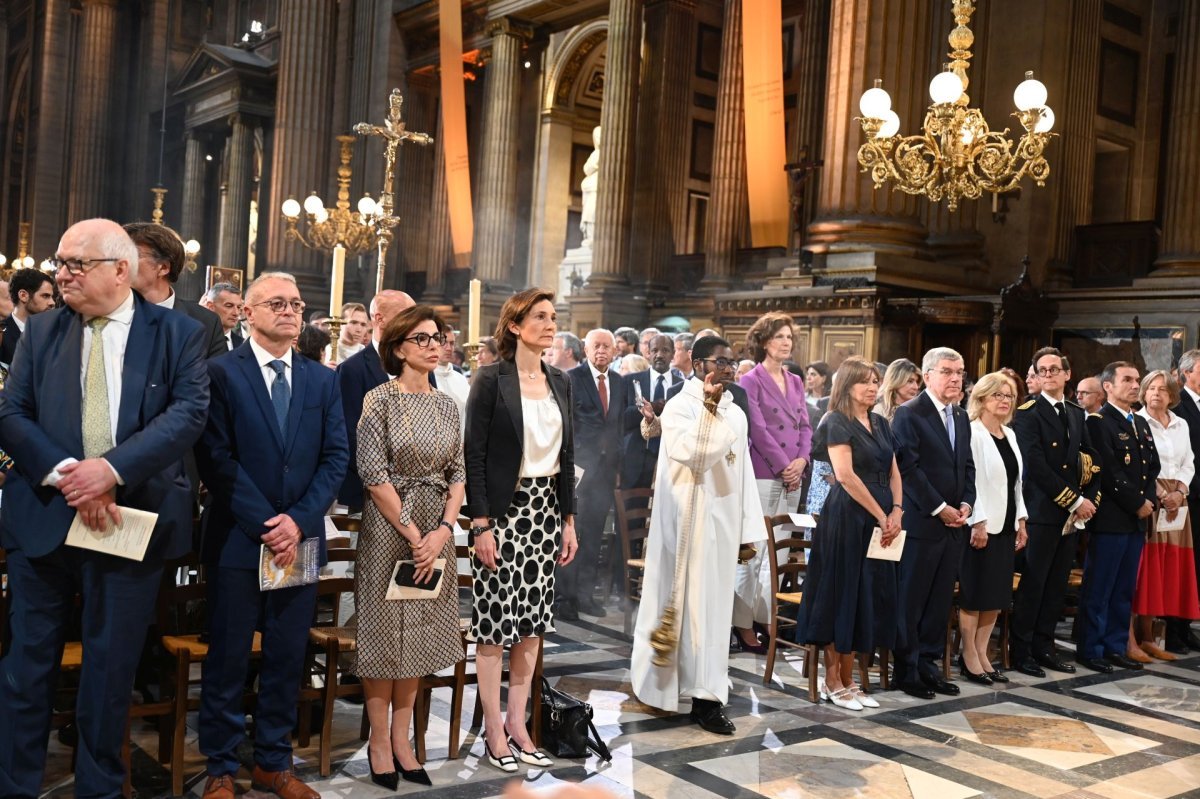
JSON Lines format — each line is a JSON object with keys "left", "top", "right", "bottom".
{"left": 439, "top": 0, "right": 474, "bottom": 267}
{"left": 740, "top": 0, "right": 790, "bottom": 248}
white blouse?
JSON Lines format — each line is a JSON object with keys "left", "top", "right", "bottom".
{"left": 1137, "top": 408, "right": 1195, "bottom": 486}
{"left": 520, "top": 394, "right": 563, "bottom": 478}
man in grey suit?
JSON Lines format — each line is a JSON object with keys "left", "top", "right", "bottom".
{"left": 124, "top": 221, "right": 227, "bottom": 358}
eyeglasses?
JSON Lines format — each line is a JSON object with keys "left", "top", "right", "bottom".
{"left": 252, "top": 298, "right": 306, "bottom": 315}
{"left": 402, "top": 332, "right": 445, "bottom": 349}
{"left": 1037, "top": 366, "right": 1064, "bottom": 377}
{"left": 1075, "top": 389, "right": 1099, "bottom": 396}
{"left": 702, "top": 357, "right": 737, "bottom": 370}
{"left": 933, "top": 368, "right": 965, "bottom": 378}
{"left": 48, "top": 256, "right": 118, "bottom": 275}
{"left": 989, "top": 392, "right": 1015, "bottom": 402}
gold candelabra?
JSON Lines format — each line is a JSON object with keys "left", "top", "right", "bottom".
{"left": 280, "top": 135, "right": 383, "bottom": 256}
{"left": 151, "top": 186, "right": 168, "bottom": 224}
{"left": 353, "top": 89, "right": 434, "bottom": 295}
{"left": 855, "top": 0, "right": 1055, "bottom": 211}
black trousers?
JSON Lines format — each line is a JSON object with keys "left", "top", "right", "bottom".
{"left": 894, "top": 529, "right": 964, "bottom": 682}
{"left": 1011, "top": 521, "right": 1077, "bottom": 660}
{"left": 558, "top": 469, "right": 616, "bottom": 604}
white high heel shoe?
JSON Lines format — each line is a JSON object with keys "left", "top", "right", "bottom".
{"left": 850, "top": 684, "right": 880, "bottom": 708}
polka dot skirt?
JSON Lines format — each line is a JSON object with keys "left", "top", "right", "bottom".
{"left": 469, "top": 476, "right": 560, "bottom": 645}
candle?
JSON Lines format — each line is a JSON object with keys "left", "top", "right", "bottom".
{"left": 468, "top": 278, "right": 481, "bottom": 344}
{"left": 330, "top": 244, "right": 346, "bottom": 317}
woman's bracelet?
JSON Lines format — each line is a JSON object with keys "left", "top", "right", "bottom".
{"left": 438, "top": 520, "right": 454, "bottom": 534}
{"left": 891, "top": 503, "right": 903, "bottom": 511}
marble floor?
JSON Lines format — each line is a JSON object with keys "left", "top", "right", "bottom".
{"left": 39, "top": 606, "right": 1200, "bottom": 799}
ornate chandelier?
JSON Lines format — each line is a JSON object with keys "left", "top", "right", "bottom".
{"left": 855, "top": 0, "right": 1055, "bottom": 211}
{"left": 280, "top": 135, "right": 384, "bottom": 255}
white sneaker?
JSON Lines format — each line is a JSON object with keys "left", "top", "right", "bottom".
{"left": 829, "top": 687, "right": 864, "bottom": 711}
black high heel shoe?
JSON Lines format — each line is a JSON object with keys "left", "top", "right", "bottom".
{"left": 393, "top": 755, "right": 432, "bottom": 786}
{"left": 732, "top": 627, "right": 767, "bottom": 655}
{"left": 987, "top": 670, "right": 1009, "bottom": 683}
{"left": 368, "top": 753, "right": 399, "bottom": 791}
{"left": 957, "top": 655, "right": 994, "bottom": 686}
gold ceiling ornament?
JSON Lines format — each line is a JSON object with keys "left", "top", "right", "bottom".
{"left": 855, "top": 0, "right": 1055, "bottom": 211}
{"left": 280, "top": 135, "right": 383, "bottom": 256}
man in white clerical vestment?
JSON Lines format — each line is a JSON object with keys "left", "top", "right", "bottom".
{"left": 631, "top": 337, "right": 762, "bottom": 734}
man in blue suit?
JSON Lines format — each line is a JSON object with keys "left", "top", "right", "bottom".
{"left": 0, "top": 219, "right": 209, "bottom": 798}
{"left": 562, "top": 329, "right": 628, "bottom": 619}
{"left": 892, "top": 347, "right": 976, "bottom": 699}
{"left": 336, "top": 289, "right": 414, "bottom": 511}
{"left": 195, "top": 272, "right": 348, "bottom": 799}
{"left": 620, "top": 334, "right": 683, "bottom": 489}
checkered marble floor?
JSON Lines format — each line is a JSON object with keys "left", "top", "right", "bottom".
{"left": 40, "top": 604, "right": 1200, "bottom": 798}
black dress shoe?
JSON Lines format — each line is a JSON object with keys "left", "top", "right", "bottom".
{"left": 958, "top": 656, "right": 994, "bottom": 685}
{"left": 577, "top": 597, "right": 607, "bottom": 618}
{"left": 899, "top": 681, "right": 935, "bottom": 700}
{"left": 927, "top": 677, "right": 961, "bottom": 696}
{"left": 1186, "top": 630, "right": 1200, "bottom": 650}
{"left": 368, "top": 757, "right": 399, "bottom": 791}
{"left": 1166, "top": 640, "right": 1190, "bottom": 656}
{"left": 1014, "top": 657, "right": 1045, "bottom": 678}
{"left": 733, "top": 628, "right": 768, "bottom": 655}
{"left": 555, "top": 601, "right": 579, "bottom": 622}
{"left": 690, "top": 699, "right": 736, "bottom": 735}
{"left": 1033, "top": 653, "right": 1076, "bottom": 673}
{"left": 1106, "top": 653, "right": 1144, "bottom": 670}
{"left": 987, "top": 671, "right": 1010, "bottom": 683}
{"left": 1076, "top": 656, "right": 1114, "bottom": 673}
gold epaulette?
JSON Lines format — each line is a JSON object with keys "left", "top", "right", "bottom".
{"left": 1054, "top": 486, "right": 1078, "bottom": 508}
{"left": 1088, "top": 412, "right": 1103, "bottom": 418}
{"left": 1017, "top": 399, "right": 1036, "bottom": 410}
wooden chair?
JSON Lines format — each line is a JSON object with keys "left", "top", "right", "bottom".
{"left": 327, "top": 514, "right": 362, "bottom": 534}
{"left": 612, "top": 487, "right": 653, "bottom": 632}
{"left": 413, "top": 544, "right": 472, "bottom": 763}
{"left": 761, "top": 514, "right": 820, "bottom": 701}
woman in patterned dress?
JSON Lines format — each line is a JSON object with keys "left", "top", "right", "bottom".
{"left": 353, "top": 305, "right": 466, "bottom": 789}
{"left": 464, "top": 288, "right": 578, "bottom": 772}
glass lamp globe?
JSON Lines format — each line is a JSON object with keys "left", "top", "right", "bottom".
{"left": 877, "top": 110, "right": 901, "bottom": 138}
{"left": 21, "top": 256, "right": 33, "bottom": 268}
{"left": 1034, "top": 106, "right": 1055, "bottom": 133}
{"left": 929, "top": 71, "right": 964, "bottom": 105}
{"left": 357, "top": 196, "right": 377, "bottom": 217}
{"left": 302, "top": 194, "right": 325, "bottom": 216}
{"left": 0, "top": 254, "right": 7, "bottom": 267}
{"left": 184, "top": 239, "right": 201, "bottom": 256}
{"left": 40, "top": 259, "right": 54, "bottom": 273}
{"left": 859, "top": 84, "right": 892, "bottom": 119}
{"left": 281, "top": 198, "right": 302, "bottom": 218}
{"left": 1013, "top": 72, "right": 1048, "bottom": 111}
{"left": 314, "top": 208, "right": 330, "bottom": 224}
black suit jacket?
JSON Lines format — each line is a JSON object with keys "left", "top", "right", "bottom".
{"left": 0, "top": 314, "right": 21, "bottom": 368}
{"left": 892, "top": 391, "right": 977, "bottom": 540}
{"left": 1012, "top": 394, "right": 1102, "bottom": 525}
{"left": 1172, "top": 388, "right": 1200, "bottom": 500}
{"left": 335, "top": 344, "right": 390, "bottom": 510}
{"left": 619, "top": 368, "right": 677, "bottom": 487}
{"left": 567, "top": 364, "right": 627, "bottom": 481}
{"left": 171, "top": 297, "right": 227, "bottom": 358}
{"left": 665, "top": 378, "right": 750, "bottom": 419}
{"left": 465, "top": 359, "right": 576, "bottom": 520}
{"left": 1087, "top": 403, "right": 1160, "bottom": 534}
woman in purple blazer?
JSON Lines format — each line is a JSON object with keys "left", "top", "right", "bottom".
{"left": 732, "top": 312, "right": 813, "bottom": 651}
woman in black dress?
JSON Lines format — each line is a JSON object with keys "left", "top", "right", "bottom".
{"left": 961, "top": 371, "right": 1028, "bottom": 683}
{"left": 796, "top": 357, "right": 902, "bottom": 711}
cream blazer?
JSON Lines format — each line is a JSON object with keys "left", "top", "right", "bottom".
{"left": 966, "top": 419, "right": 1029, "bottom": 533}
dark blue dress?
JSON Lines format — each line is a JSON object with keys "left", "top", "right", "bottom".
{"left": 796, "top": 411, "right": 902, "bottom": 654}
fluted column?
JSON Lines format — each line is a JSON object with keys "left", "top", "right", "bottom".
{"left": 68, "top": 0, "right": 120, "bottom": 222}
{"left": 589, "top": 0, "right": 643, "bottom": 287}
{"left": 218, "top": 116, "right": 255, "bottom": 270}
{"left": 807, "top": 0, "right": 933, "bottom": 255}
{"left": 31, "top": 0, "right": 71, "bottom": 255}
{"left": 1154, "top": 0, "right": 1200, "bottom": 274}
{"left": 791, "top": 0, "right": 829, "bottom": 166}
{"left": 181, "top": 134, "right": 207, "bottom": 238}
{"left": 474, "top": 19, "right": 531, "bottom": 287}
{"left": 425, "top": 107, "right": 453, "bottom": 302}
{"left": 701, "top": 0, "right": 747, "bottom": 289}
{"left": 631, "top": 0, "right": 696, "bottom": 289}
{"left": 266, "top": 0, "right": 336, "bottom": 287}
{"left": 348, "top": 0, "right": 392, "bottom": 201}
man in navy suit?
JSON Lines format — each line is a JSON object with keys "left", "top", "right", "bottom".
{"left": 0, "top": 267, "right": 56, "bottom": 369}
{"left": 562, "top": 329, "right": 628, "bottom": 619}
{"left": 892, "top": 347, "right": 977, "bottom": 699}
{"left": 0, "top": 219, "right": 209, "bottom": 798}
{"left": 336, "top": 289, "right": 414, "bottom": 511}
{"left": 195, "top": 272, "right": 348, "bottom": 799}
{"left": 621, "top": 334, "right": 683, "bottom": 489}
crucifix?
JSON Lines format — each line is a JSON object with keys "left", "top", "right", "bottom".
{"left": 353, "top": 88, "right": 434, "bottom": 294}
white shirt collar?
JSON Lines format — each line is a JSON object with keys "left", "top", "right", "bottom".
{"left": 650, "top": 367, "right": 672, "bottom": 384}
{"left": 925, "top": 388, "right": 953, "bottom": 415}
{"left": 1137, "top": 406, "right": 1179, "bottom": 430}
{"left": 249, "top": 336, "right": 292, "bottom": 371}
{"left": 12, "top": 313, "right": 25, "bottom": 332}
{"left": 86, "top": 291, "right": 135, "bottom": 326}
{"left": 155, "top": 289, "right": 176, "bottom": 310}
{"left": 588, "top": 360, "right": 610, "bottom": 382}
{"left": 1040, "top": 389, "right": 1066, "bottom": 404}
{"left": 1186, "top": 384, "right": 1200, "bottom": 405}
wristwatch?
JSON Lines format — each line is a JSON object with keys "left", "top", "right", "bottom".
{"left": 469, "top": 521, "right": 494, "bottom": 538}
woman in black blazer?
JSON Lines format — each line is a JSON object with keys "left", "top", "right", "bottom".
{"left": 464, "top": 287, "right": 577, "bottom": 772}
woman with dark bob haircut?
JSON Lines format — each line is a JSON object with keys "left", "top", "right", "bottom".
{"left": 353, "top": 305, "right": 466, "bottom": 788}
{"left": 463, "top": 288, "right": 578, "bottom": 771}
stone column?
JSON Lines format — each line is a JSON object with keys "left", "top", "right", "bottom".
{"left": 631, "top": 0, "right": 695, "bottom": 290}
{"left": 265, "top": 0, "right": 336, "bottom": 290}
{"left": 31, "top": 0, "right": 71, "bottom": 255}
{"left": 589, "top": 0, "right": 644, "bottom": 287}
{"left": 807, "top": 0, "right": 934, "bottom": 255}
{"left": 68, "top": 0, "right": 120, "bottom": 222}
{"left": 347, "top": 0, "right": 392, "bottom": 201}
{"left": 474, "top": 18, "right": 532, "bottom": 287}
{"left": 181, "top": 133, "right": 208, "bottom": 239}
{"left": 218, "top": 115, "right": 255, "bottom": 270}
{"left": 424, "top": 107, "right": 453, "bottom": 303}
{"left": 701, "top": 0, "right": 747, "bottom": 290}
{"left": 791, "top": 0, "right": 829, "bottom": 166}
{"left": 1154, "top": 0, "right": 1200, "bottom": 274}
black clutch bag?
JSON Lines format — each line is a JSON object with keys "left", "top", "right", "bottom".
{"left": 394, "top": 562, "right": 444, "bottom": 592}
{"left": 386, "top": 559, "right": 446, "bottom": 600}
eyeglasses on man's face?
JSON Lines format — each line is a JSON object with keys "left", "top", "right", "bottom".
{"left": 253, "top": 298, "right": 306, "bottom": 315}
{"left": 1037, "top": 366, "right": 1064, "bottom": 377}
{"left": 49, "top": 256, "right": 118, "bottom": 276}
{"left": 403, "top": 332, "right": 446, "bottom": 349}
{"left": 701, "top": 357, "right": 736, "bottom": 371}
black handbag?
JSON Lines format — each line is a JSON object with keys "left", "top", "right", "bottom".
{"left": 537, "top": 677, "right": 612, "bottom": 761}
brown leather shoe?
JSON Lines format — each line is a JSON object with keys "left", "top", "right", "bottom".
{"left": 202, "top": 773, "right": 236, "bottom": 799}
{"left": 250, "top": 765, "right": 319, "bottom": 799}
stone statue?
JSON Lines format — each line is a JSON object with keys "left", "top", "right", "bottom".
{"left": 580, "top": 126, "right": 601, "bottom": 248}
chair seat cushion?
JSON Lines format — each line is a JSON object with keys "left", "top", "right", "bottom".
{"left": 309, "top": 627, "right": 356, "bottom": 651}
{"left": 163, "top": 632, "right": 263, "bottom": 659}
{"left": 775, "top": 591, "right": 803, "bottom": 605}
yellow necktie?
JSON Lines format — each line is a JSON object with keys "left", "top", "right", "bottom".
{"left": 83, "top": 317, "right": 112, "bottom": 458}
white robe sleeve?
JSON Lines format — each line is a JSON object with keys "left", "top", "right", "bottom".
{"left": 665, "top": 406, "right": 736, "bottom": 473}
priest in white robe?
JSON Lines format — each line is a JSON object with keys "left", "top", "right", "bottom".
{"left": 631, "top": 341, "right": 762, "bottom": 735}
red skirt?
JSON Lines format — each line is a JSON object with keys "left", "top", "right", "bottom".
{"left": 1134, "top": 479, "right": 1200, "bottom": 618}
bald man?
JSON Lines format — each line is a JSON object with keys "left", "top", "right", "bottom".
{"left": 1075, "top": 376, "right": 1104, "bottom": 415}
{"left": 335, "top": 290, "right": 415, "bottom": 510}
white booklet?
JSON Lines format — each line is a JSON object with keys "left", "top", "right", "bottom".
{"left": 1157, "top": 505, "right": 1188, "bottom": 533}
{"left": 866, "top": 527, "right": 906, "bottom": 561}
{"left": 65, "top": 506, "right": 158, "bottom": 562}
